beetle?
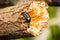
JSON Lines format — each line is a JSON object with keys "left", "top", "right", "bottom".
{"left": 22, "top": 12, "right": 31, "bottom": 28}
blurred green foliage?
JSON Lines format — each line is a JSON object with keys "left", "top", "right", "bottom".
{"left": 48, "top": 7, "right": 60, "bottom": 40}
{"left": 15, "top": 38, "right": 30, "bottom": 40}
{"left": 47, "top": 25, "right": 60, "bottom": 40}
{"left": 11, "top": 37, "right": 31, "bottom": 40}
{"left": 48, "top": 7, "right": 56, "bottom": 19}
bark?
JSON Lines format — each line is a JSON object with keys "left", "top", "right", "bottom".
{"left": 0, "top": 0, "right": 34, "bottom": 39}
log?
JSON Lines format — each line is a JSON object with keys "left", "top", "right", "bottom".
{"left": 0, "top": 0, "right": 49, "bottom": 39}
{"left": 0, "top": 0, "right": 34, "bottom": 39}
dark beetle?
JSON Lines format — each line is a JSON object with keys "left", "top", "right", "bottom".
{"left": 22, "top": 12, "right": 31, "bottom": 28}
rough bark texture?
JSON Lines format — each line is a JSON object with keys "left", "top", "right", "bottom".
{"left": 0, "top": 0, "right": 33, "bottom": 39}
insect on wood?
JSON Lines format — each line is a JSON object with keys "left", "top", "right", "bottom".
{"left": 22, "top": 12, "right": 31, "bottom": 28}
